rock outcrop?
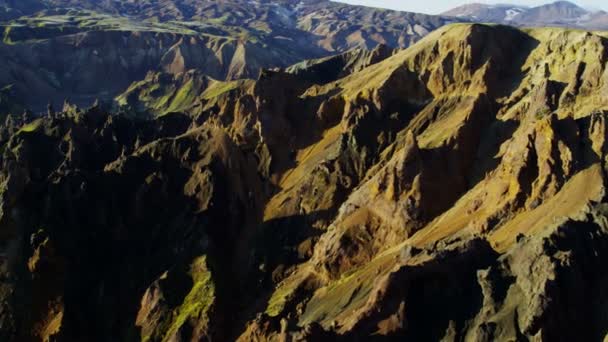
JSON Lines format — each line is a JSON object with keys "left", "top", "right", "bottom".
{"left": 0, "top": 23, "right": 607, "bottom": 341}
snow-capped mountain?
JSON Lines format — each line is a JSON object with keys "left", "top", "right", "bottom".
{"left": 443, "top": 1, "right": 608, "bottom": 30}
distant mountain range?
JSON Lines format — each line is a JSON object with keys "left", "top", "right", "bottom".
{"left": 0, "top": 0, "right": 460, "bottom": 111}
{"left": 443, "top": 1, "right": 608, "bottom": 30}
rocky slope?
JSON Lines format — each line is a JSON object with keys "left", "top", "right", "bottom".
{"left": 0, "top": 0, "right": 459, "bottom": 111}
{"left": 1, "top": 23, "right": 608, "bottom": 341}
{"left": 117, "top": 44, "right": 397, "bottom": 117}
{"left": 444, "top": 1, "right": 608, "bottom": 30}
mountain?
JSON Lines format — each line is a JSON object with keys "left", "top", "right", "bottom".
{"left": 1, "top": 22, "right": 608, "bottom": 341}
{"left": 442, "top": 3, "right": 528, "bottom": 22}
{"left": 116, "top": 44, "right": 397, "bottom": 117}
{"left": 0, "top": 0, "right": 460, "bottom": 111}
{"left": 443, "top": 1, "right": 608, "bottom": 30}
{"left": 516, "top": 0, "right": 588, "bottom": 23}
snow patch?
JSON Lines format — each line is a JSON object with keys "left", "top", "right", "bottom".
{"left": 504, "top": 8, "right": 523, "bottom": 21}
{"left": 577, "top": 13, "right": 592, "bottom": 21}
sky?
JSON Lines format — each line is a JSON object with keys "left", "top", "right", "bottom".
{"left": 338, "top": 0, "right": 608, "bottom": 14}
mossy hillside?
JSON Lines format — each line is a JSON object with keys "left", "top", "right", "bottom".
{"left": 1, "top": 8, "right": 273, "bottom": 45}
{"left": 265, "top": 271, "right": 308, "bottom": 318}
{"left": 166, "top": 20, "right": 264, "bottom": 43}
{"left": 116, "top": 72, "right": 209, "bottom": 116}
{"left": 164, "top": 79, "right": 198, "bottom": 114}
{"left": 2, "top": 25, "right": 14, "bottom": 44}
{"left": 207, "top": 14, "right": 231, "bottom": 26}
{"left": 201, "top": 79, "right": 249, "bottom": 100}
{"left": 0, "top": 0, "right": 456, "bottom": 112}
{"left": 17, "top": 119, "right": 43, "bottom": 133}
{"left": 163, "top": 256, "right": 216, "bottom": 341}
{"left": 262, "top": 124, "right": 344, "bottom": 222}
{"left": 297, "top": 248, "right": 419, "bottom": 330}
{"left": 1, "top": 10, "right": 200, "bottom": 43}
{"left": 117, "top": 72, "right": 254, "bottom": 117}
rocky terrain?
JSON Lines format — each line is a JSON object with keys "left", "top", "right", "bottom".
{"left": 0, "top": 21, "right": 607, "bottom": 341}
{"left": 0, "top": 0, "right": 459, "bottom": 111}
{"left": 444, "top": 1, "right": 608, "bottom": 30}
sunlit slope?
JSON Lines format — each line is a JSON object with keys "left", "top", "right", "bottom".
{"left": 244, "top": 23, "right": 608, "bottom": 341}
{"left": 2, "top": 23, "right": 608, "bottom": 341}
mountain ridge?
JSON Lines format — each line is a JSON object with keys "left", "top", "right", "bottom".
{"left": 0, "top": 1, "right": 608, "bottom": 341}
{"left": 443, "top": 0, "right": 608, "bottom": 30}
{"left": 0, "top": 0, "right": 461, "bottom": 111}
{"left": 1, "top": 22, "right": 608, "bottom": 340}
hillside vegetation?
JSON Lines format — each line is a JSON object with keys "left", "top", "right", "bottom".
{"left": 0, "top": 0, "right": 459, "bottom": 111}
{"left": 0, "top": 23, "right": 607, "bottom": 341}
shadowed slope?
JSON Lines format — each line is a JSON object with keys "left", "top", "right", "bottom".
{"left": 0, "top": 23, "right": 608, "bottom": 341}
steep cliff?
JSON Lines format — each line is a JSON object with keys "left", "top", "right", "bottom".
{"left": 0, "top": 23, "right": 608, "bottom": 341}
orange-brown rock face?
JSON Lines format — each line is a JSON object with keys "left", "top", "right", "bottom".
{"left": 1, "top": 23, "right": 608, "bottom": 341}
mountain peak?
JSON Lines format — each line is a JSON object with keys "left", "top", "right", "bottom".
{"left": 443, "top": 1, "right": 605, "bottom": 29}
{"left": 550, "top": 0, "right": 582, "bottom": 7}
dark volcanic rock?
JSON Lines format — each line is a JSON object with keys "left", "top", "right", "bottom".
{"left": 0, "top": 23, "right": 607, "bottom": 342}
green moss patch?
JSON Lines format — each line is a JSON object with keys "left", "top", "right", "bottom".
{"left": 18, "top": 119, "right": 43, "bottom": 133}
{"left": 201, "top": 80, "right": 244, "bottom": 100}
{"left": 163, "top": 256, "right": 216, "bottom": 341}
